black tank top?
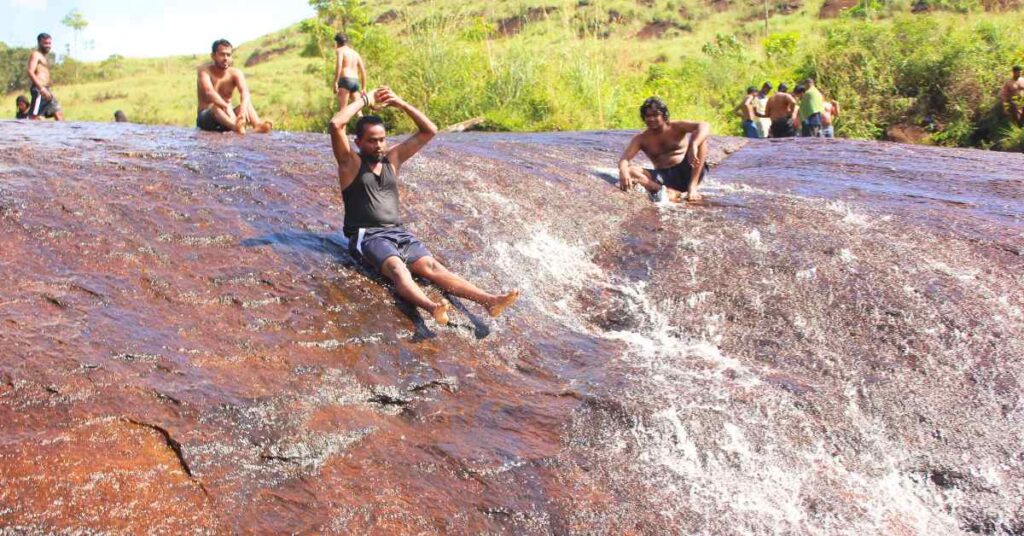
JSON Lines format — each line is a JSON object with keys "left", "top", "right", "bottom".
{"left": 342, "top": 156, "right": 401, "bottom": 234}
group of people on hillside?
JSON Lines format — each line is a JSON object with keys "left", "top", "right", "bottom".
{"left": 737, "top": 79, "right": 839, "bottom": 139}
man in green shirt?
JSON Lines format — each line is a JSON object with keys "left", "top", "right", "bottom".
{"left": 798, "top": 78, "right": 825, "bottom": 137}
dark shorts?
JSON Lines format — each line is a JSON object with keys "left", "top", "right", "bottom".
{"left": 29, "top": 86, "right": 61, "bottom": 118}
{"left": 347, "top": 227, "right": 432, "bottom": 272}
{"left": 770, "top": 118, "right": 797, "bottom": 138}
{"left": 801, "top": 113, "right": 823, "bottom": 137}
{"left": 338, "top": 77, "right": 360, "bottom": 92}
{"left": 197, "top": 108, "right": 230, "bottom": 132}
{"left": 646, "top": 160, "right": 708, "bottom": 193}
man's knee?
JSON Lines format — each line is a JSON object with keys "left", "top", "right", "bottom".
{"left": 412, "top": 256, "right": 444, "bottom": 277}
{"left": 381, "top": 257, "right": 408, "bottom": 279}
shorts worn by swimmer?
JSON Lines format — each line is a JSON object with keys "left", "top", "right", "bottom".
{"left": 770, "top": 117, "right": 797, "bottom": 138}
{"left": 645, "top": 159, "right": 709, "bottom": 197}
{"left": 347, "top": 227, "right": 433, "bottom": 272}
{"left": 338, "top": 77, "right": 360, "bottom": 93}
{"left": 196, "top": 107, "right": 230, "bottom": 132}
{"left": 29, "top": 86, "right": 61, "bottom": 118}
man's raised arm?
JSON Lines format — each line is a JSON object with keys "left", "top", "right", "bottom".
{"left": 379, "top": 87, "right": 437, "bottom": 171}
{"left": 329, "top": 87, "right": 374, "bottom": 182}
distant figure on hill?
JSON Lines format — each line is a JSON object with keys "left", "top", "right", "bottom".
{"left": 736, "top": 86, "right": 759, "bottom": 139}
{"left": 333, "top": 33, "right": 367, "bottom": 114}
{"left": 113, "top": 110, "right": 128, "bottom": 123}
{"left": 329, "top": 86, "right": 519, "bottom": 326}
{"left": 196, "top": 39, "right": 272, "bottom": 134}
{"left": 26, "top": 33, "right": 63, "bottom": 121}
{"left": 755, "top": 82, "right": 773, "bottom": 138}
{"left": 618, "top": 97, "right": 711, "bottom": 203}
{"left": 821, "top": 97, "right": 840, "bottom": 138}
{"left": 797, "top": 78, "right": 825, "bottom": 137}
{"left": 765, "top": 83, "right": 797, "bottom": 138}
{"left": 15, "top": 95, "right": 30, "bottom": 119}
{"left": 1001, "top": 65, "right": 1024, "bottom": 127}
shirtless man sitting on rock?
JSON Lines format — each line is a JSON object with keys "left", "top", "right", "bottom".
{"left": 196, "top": 39, "right": 271, "bottom": 134}
{"left": 329, "top": 86, "right": 519, "bottom": 325}
{"left": 618, "top": 97, "right": 711, "bottom": 203}
{"left": 1001, "top": 65, "right": 1024, "bottom": 127}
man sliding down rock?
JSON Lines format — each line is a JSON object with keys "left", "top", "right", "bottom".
{"left": 329, "top": 86, "right": 519, "bottom": 325}
{"left": 196, "top": 39, "right": 272, "bottom": 134}
{"left": 618, "top": 97, "right": 711, "bottom": 203}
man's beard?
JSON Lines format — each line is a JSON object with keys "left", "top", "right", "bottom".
{"left": 362, "top": 151, "right": 384, "bottom": 162}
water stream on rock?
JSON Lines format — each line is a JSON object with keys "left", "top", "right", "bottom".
{"left": 0, "top": 123, "right": 1021, "bottom": 534}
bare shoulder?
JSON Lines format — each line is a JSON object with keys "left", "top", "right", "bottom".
{"left": 229, "top": 67, "right": 245, "bottom": 79}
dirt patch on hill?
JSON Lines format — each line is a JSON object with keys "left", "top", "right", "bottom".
{"left": 636, "top": 20, "right": 690, "bottom": 40}
{"left": 819, "top": 0, "right": 858, "bottom": 17}
{"left": 244, "top": 45, "right": 296, "bottom": 68}
{"left": 497, "top": 6, "right": 558, "bottom": 37}
{"left": 375, "top": 9, "right": 400, "bottom": 24}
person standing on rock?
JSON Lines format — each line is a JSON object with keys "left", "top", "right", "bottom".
{"left": 329, "top": 86, "right": 519, "bottom": 326}
{"left": 333, "top": 33, "right": 367, "bottom": 114}
{"left": 618, "top": 96, "right": 711, "bottom": 203}
{"left": 26, "top": 33, "right": 63, "bottom": 121}
{"left": 821, "top": 97, "right": 840, "bottom": 138}
{"left": 196, "top": 39, "right": 272, "bottom": 134}
{"left": 1001, "top": 65, "right": 1024, "bottom": 127}
{"left": 755, "top": 82, "right": 773, "bottom": 138}
{"left": 797, "top": 78, "right": 825, "bottom": 137}
{"left": 737, "top": 86, "right": 760, "bottom": 139}
{"left": 765, "top": 83, "right": 798, "bottom": 138}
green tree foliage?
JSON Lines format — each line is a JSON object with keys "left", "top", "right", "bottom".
{"left": 0, "top": 42, "right": 33, "bottom": 92}
{"left": 61, "top": 9, "right": 88, "bottom": 58}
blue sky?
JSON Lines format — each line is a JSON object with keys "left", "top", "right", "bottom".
{"left": 2, "top": 0, "right": 314, "bottom": 61}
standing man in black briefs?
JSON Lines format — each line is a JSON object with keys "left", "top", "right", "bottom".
{"left": 333, "top": 33, "right": 367, "bottom": 114}
{"left": 26, "top": 33, "right": 63, "bottom": 121}
{"left": 329, "top": 86, "right": 519, "bottom": 325}
{"left": 618, "top": 97, "right": 711, "bottom": 203}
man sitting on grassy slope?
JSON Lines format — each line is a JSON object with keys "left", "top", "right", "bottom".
{"left": 1001, "top": 65, "right": 1024, "bottom": 128}
{"left": 329, "top": 86, "right": 519, "bottom": 326}
{"left": 196, "top": 39, "right": 272, "bottom": 134}
{"left": 618, "top": 97, "right": 711, "bottom": 203}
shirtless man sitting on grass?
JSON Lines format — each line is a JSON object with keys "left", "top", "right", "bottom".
{"left": 329, "top": 86, "right": 519, "bottom": 325}
{"left": 618, "top": 97, "right": 711, "bottom": 203}
{"left": 196, "top": 39, "right": 272, "bottom": 134}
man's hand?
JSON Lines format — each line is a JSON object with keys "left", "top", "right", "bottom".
{"left": 687, "top": 146, "right": 702, "bottom": 169}
{"left": 373, "top": 86, "right": 404, "bottom": 110}
{"left": 40, "top": 88, "right": 52, "bottom": 100}
{"left": 619, "top": 171, "right": 633, "bottom": 192}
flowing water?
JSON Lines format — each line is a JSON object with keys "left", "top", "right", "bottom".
{"left": 0, "top": 122, "right": 1021, "bottom": 534}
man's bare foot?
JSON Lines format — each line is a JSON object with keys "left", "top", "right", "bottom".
{"left": 234, "top": 117, "right": 246, "bottom": 135}
{"left": 687, "top": 191, "right": 703, "bottom": 202}
{"left": 487, "top": 290, "right": 520, "bottom": 318}
{"left": 432, "top": 299, "right": 451, "bottom": 325}
{"left": 666, "top": 189, "right": 684, "bottom": 203}
{"left": 254, "top": 121, "right": 273, "bottom": 134}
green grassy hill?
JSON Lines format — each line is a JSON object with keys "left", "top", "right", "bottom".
{"left": 7, "top": 0, "right": 1024, "bottom": 147}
